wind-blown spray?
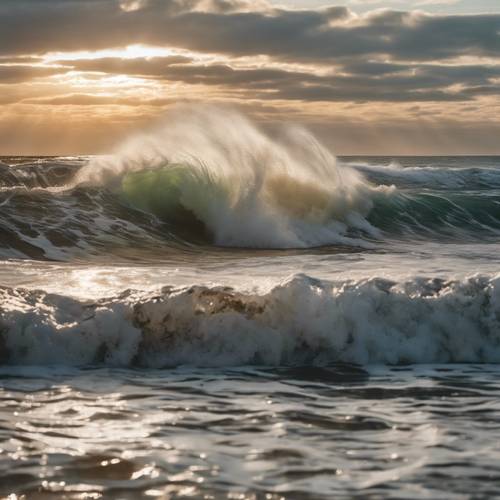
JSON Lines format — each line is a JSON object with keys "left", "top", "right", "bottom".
{"left": 76, "top": 106, "right": 378, "bottom": 247}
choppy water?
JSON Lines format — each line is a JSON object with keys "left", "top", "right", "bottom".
{"left": 1, "top": 109, "right": 500, "bottom": 497}
{"left": 2, "top": 365, "right": 500, "bottom": 498}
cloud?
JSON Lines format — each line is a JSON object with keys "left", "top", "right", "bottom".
{"left": 47, "top": 56, "right": 500, "bottom": 103}
{"left": 0, "top": 64, "right": 68, "bottom": 83}
{"left": 0, "top": 0, "right": 498, "bottom": 63}
{"left": 0, "top": 0, "right": 499, "bottom": 154}
{"left": 415, "top": 0, "right": 459, "bottom": 5}
{"left": 23, "top": 93, "right": 175, "bottom": 106}
{"left": 1, "top": 1, "right": 498, "bottom": 103}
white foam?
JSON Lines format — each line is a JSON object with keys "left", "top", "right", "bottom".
{"left": 75, "top": 105, "right": 380, "bottom": 248}
{"left": 350, "top": 160, "right": 500, "bottom": 190}
{"left": 2, "top": 273, "right": 500, "bottom": 367}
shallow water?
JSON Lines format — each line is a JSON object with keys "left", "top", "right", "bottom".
{"left": 2, "top": 365, "right": 500, "bottom": 498}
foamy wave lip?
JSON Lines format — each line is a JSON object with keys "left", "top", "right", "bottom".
{"left": 73, "top": 105, "right": 380, "bottom": 249}
{"left": 2, "top": 273, "right": 500, "bottom": 367}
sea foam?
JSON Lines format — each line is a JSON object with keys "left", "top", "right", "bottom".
{"left": 75, "top": 106, "right": 379, "bottom": 248}
{"left": 2, "top": 273, "right": 500, "bottom": 367}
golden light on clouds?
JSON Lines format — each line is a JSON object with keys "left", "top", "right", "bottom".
{"left": 43, "top": 45, "right": 180, "bottom": 63}
{"left": 0, "top": 0, "right": 499, "bottom": 154}
{"left": 119, "top": 0, "right": 150, "bottom": 12}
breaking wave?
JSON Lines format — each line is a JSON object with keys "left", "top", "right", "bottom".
{"left": 1, "top": 109, "right": 500, "bottom": 368}
{"left": 2, "top": 273, "right": 500, "bottom": 367}
{"left": 75, "top": 106, "right": 378, "bottom": 249}
{"left": 0, "top": 107, "right": 499, "bottom": 260}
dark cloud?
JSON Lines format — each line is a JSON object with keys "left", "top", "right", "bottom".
{"left": 0, "top": 0, "right": 498, "bottom": 110}
{"left": 24, "top": 93, "right": 175, "bottom": 106}
{"left": 268, "top": 85, "right": 468, "bottom": 103}
{"left": 0, "top": 64, "right": 68, "bottom": 83}
{"left": 48, "top": 56, "right": 500, "bottom": 103}
{"left": 55, "top": 55, "right": 192, "bottom": 75}
{"left": 0, "top": 0, "right": 498, "bottom": 63}
{"left": 57, "top": 56, "right": 314, "bottom": 85}
{"left": 0, "top": 56, "right": 44, "bottom": 64}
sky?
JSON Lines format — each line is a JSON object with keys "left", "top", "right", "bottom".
{"left": 0, "top": 0, "right": 499, "bottom": 155}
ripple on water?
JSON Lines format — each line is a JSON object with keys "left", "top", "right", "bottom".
{"left": 1, "top": 364, "right": 500, "bottom": 498}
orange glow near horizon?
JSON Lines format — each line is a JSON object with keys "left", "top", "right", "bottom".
{"left": 0, "top": 1, "right": 499, "bottom": 155}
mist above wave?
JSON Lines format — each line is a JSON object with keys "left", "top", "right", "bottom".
{"left": 76, "top": 106, "right": 379, "bottom": 248}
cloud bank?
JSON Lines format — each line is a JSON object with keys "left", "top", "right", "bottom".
{"left": 0, "top": 0, "right": 499, "bottom": 153}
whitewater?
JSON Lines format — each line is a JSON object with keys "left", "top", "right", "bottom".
{"left": 3, "top": 107, "right": 500, "bottom": 498}
{"left": 1, "top": 107, "right": 500, "bottom": 366}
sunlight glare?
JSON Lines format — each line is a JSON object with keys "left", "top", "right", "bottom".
{"left": 44, "top": 45, "right": 178, "bottom": 63}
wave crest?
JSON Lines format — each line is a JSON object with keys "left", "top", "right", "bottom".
{"left": 76, "top": 106, "right": 378, "bottom": 248}
{"left": 2, "top": 273, "right": 500, "bottom": 367}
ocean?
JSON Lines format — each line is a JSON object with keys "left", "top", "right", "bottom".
{"left": 1, "top": 111, "right": 500, "bottom": 498}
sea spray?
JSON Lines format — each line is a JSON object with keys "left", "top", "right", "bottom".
{"left": 75, "top": 105, "right": 378, "bottom": 248}
{"left": 1, "top": 116, "right": 500, "bottom": 260}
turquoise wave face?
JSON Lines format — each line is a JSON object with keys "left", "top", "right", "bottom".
{"left": 120, "top": 165, "right": 216, "bottom": 242}
{"left": 116, "top": 155, "right": 377, "bottom": 250}
{"left": 2, "top": 154, "right": 500, "bottom": 261}
{"left": 368, "top": 189, "right": 500, "bottom": 238}
{"left": 119, "top": 162, "right": 500, "bottom": 245}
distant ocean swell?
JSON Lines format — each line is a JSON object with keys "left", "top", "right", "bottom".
{"left": 1, "top": 273, "right": 500, "bottom": 366}
{"left": 1, "top": 110, "right": 500, "bottom": 260}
